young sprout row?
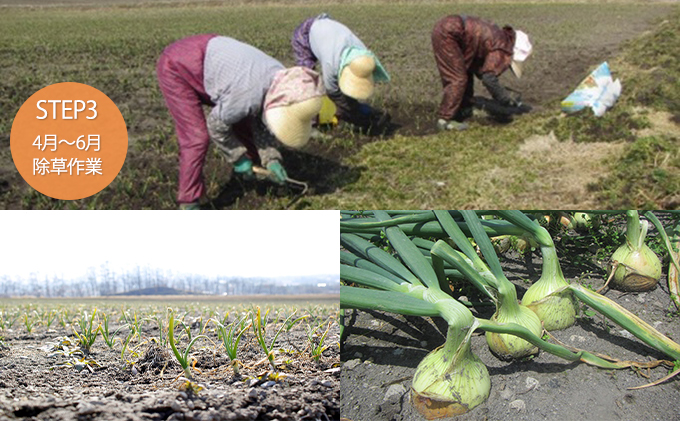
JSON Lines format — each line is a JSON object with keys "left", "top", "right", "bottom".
{"left": 2, "top": 301, "right": 338, "bottom": 384}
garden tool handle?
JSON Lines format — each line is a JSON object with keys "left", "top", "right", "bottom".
{"left": 252, "top": 166, "right": 272, "bottom": 176}
{"left": 253, "top": 166, "right": 309, "bottom": 193}
{"left": 252, "top": 165, "right": 309, "bottom": 208}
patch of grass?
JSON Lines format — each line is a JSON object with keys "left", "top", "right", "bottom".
{"left": 314, "top": 124, "right": 534, "bottom": 209}
{"left": 592, "top": 135, "right": 680, "bottom": 208}
{"left": 543, "top": 108, "right": 651, "bottom": 144}
{"left": 583, "top": 12, "right": 680, "bottom": 208}
{"left": 620, "top": 18, "right": 680, "bottom": 117}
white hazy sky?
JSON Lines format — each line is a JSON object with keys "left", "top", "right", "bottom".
{"left": 0, "top": 210, "right": 339, "bottom": 281}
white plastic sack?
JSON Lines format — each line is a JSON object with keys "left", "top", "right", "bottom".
{"left": 561, "top": 62, "right": 622, "bottom": 117}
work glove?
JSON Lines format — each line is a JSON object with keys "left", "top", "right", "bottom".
{"left": 503, "top": 92, "right": 532, "bottom": 114}
{"left": 514, "top": 102, "right": 532, "bottom": 114}
{"left": 179, "top": 202, "right": 201, "bottom": 210}
{"left": 473, "top": 96, "right": 532, "bottom": 117}
{"left": 503, "top": 99, "right": 532, "bottom": 114}
{"left": 358, "top": 103, "right": 374, "bottom": 116}
{"left": 357, "top": 104, "right": 392, "bottom": 136}
{"left": 266, "top": 160, "right": 288, "bottom": 185}
{"left": 233, "top": 156, "right": 255, "bottom": 180}
{"left": 503, "top": 97, "right": 519, "bottom": 108}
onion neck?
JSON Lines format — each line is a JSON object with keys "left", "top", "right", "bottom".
{"left": 442, "top": 317, "right": 477, "bottom": 362}
{"left": 539, "top": 244, "right": 569, "bottom": 288}
{"left": 432, "top": 293, "right": 475, "bottom": 328}
{"left": 625, "top": 210, "right": 646, "bottom": 251}
{"left": 426, "top": 296, "right": 479, "bottom": 372}
{"left": 496, "top": 277, "right": 522, "bottom": 316}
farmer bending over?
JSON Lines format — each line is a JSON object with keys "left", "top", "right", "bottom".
{"left": 431, "top": 15, "right": 532, "bottom": 131}
{"left": 157, "top": 34, "right": 324, "bottom": 209}
{"left": 292, "top": 14, "right": 391, "bottom": 135}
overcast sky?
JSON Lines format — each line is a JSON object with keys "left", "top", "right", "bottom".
{"left": 0, "top": 210, "right": 338, "bottom": 282}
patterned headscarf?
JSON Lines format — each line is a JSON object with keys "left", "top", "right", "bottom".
{"left": 264, "top": 66, "right": 325, "bottom": 111}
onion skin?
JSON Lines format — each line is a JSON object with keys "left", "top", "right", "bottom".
{"left": 610, "top": 244, "right": 662, "bottom": 292}
{"left": 411, "top": 343, "right": 490, "bottom": 419}
{"left": 411, "top": 392, "right": 470, "bottom": 419}
{"left": 523, "top": 283, "right": 578, "bottom": 331}
{"left": 522, "top": 242, "right": 577, "bottom": 331}
{"left": 485, "top": 305, "right": 541, "bottom": 360}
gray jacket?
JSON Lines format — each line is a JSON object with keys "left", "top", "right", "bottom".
{"left": 309, "top": 18, "right": 366, "bottom": 94}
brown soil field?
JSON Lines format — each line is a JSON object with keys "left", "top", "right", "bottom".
{"left": 0, "top": 298, "right": 340, "bottom": 420}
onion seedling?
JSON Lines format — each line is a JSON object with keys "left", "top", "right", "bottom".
{"left": 57, "top": 309, "right": 68, "bottom": 330}
{"left": 251, "top": 307, "right": 303, "bottom": 371}
{"left": 0, "top": 336, "right": 8, "bottom": 351}
{"left": 178, "top": 317, "right": 194, "bottom": 343}
{"left": 121, "top": 328, "right": 135, "bottom": 364}
{"left": 100, "top": 312, "right": 127, "bottom": 349}
{"left": 144, "top": 313, "right": 168, "bottom": 347}
{"left": 209, "top": 314, "right": 251, "bottom": 375}
{"left": 123, "top": 311, "right": 144, "bottom": 343}
{"left": 23, "top": 312, "right": 39, "bottom": 334}
{"left": 285, "top": 312, "right": 310, "bottom": 333}
{"left": 43, "top": 310, "right": 57, "bottom": 329}
{"left": 283, "top": 312, "right": 310, "bottom": 352}
{"left": 168, "top": 310, "right": 209, "bottom": 379}
{"left": 120, "top": 327, "right": 147, "bottom": 368}
{"left": 8, "top": 311, "right": 20, "bottom": 330}
{"left": 0, "top": 313, "right": 7, "bottom": 330}
{"left": 306, "top": 320, "right": 332, "bottom": 362}
{"left": 73, "top": 309, "right": 100, "bottom": 353}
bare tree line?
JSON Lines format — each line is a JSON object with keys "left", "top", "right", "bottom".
{"left": 0, "top": 262, "right": 338, "bottom": 297}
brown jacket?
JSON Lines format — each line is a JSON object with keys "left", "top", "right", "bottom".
{"left": 457, "top": 16, "right": 515, "bottom": 76}
{"left": 432, "top": 15, "right": 516, "bottom": 119}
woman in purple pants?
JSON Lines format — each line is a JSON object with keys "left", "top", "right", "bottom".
{"left": 157, "top": 34, "right": 324, "bottom": 209}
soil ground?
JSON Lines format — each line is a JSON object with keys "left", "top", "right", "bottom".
{"left": 0, "top": 304, "right": 340, "bottom": 421}
{"left": 340, "top": 227, "right": 680, "bottom": 421}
